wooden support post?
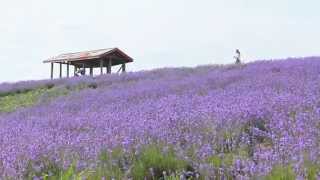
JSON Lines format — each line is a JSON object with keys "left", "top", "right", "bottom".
{"left": 82, "top": 64, "right": 85, "bottom": 76}
{"left": 90, "top": 67, "right": 93, "bottom": 76}
{"left": 100, "top": 59, "right": 103, "bottom": 75}
{"left": 107, "top": 57, "right": 112, "bottom": 74}
{"left": 59, "top": 63, "right": 62, "bottom": 78}
{"left": 121, "top": 63, "right": 126, "bottom": 73}
{"left": 50, "top": 63, "right": 54, "bottom": 80}
{"left": 74, "top": 66, "right": 77, "bottom": 76}
{"left": 67, "top": 62, "right": 70, "bottom": 78}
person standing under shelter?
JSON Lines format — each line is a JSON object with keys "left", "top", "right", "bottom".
{"left": 75, "top": 68, "right": 86, "bottom": 77}
{"left": 234, "top": 49, "right": 241, "bottom": 64}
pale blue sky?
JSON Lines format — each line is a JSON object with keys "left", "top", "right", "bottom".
{"left": 0, "top": 0, "right": 319, "bottom": 82}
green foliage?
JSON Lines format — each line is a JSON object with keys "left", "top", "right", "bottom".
{"left": 131, "top": 144, "right": 188, "bottom": 179}
{"left": 0, "top": 86, "right": 72, "bottom": 113}
{"left": 206, "top": 153, "right": 234, "bottom": 180}
{"left": 307, "top": 165, "right": 318, "bottom": 180}
{"left": 0, "top": 82, "right": 99, "bottom": 113}
{"left": 264, "top": 165, "right": 296, "bottom": 180}
{"left": 164, "top": 174, "right": 181, "bottom": 180}
{"left": 0, "top": 80, "right": 99, "bottom": 113}
{"left": 24, "top": 157, "right": 62, "bottom": 180}
{"left": 39, "top": 87, "right": 70, "bottom": 104}
{"left": 214, "top": 128, "right": 242, "bottom": 154}
{"left": 222, "top": 153, "right": 234, "bottom": 167}
{"left": 25, "top": 158, "right": 94, "bottom": 180}
{"left": 207, "top": 153, "right": 234, "bottom": 168}
{"left": 0, "top": 83, "right": 54, "bottom": 98}
{"left": 60, "top": 164, "right": 75, "bottom": 180}
{"left": 0, "top": 89, "right": 32, "bottom": 98}
{"left": 207, "top": 155, "right": 222, "bottom": 168}
{"left": 305, "top": 161, "right": 319, "bottom": 180}
{"left": 41, "top": 163, "right": 92, "bottom": 180}
{"left": 86, "top": 148, "right": 125, "bottom": 180}
{"left": 0, "top": 88, "right": 47, "bottom": 112}
{"left": 131, "top": 161, "right": 146, "bottom": 180}
{"left": 24, "top": 145, "right": 190, "bottom": 180}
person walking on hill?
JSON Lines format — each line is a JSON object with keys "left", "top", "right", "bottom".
{"left": 234, "top": 49, "right": 241, "bottom": 64}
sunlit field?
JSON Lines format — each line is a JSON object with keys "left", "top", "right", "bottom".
{"left": 1, "top": 57, "right": 320, "bottom": 179}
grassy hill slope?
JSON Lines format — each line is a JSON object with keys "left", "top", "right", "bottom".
{"left": 1, "top": 57, "right": 320, "bottom": 179}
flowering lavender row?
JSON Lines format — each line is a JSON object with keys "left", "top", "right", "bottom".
{"left": 1, "top": 57, "right": 320, "bottom": 178}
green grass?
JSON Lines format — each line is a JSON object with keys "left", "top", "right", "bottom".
{"left": 39, "top": 87, "right": 70, "bottom": 104}
{"left": 131, "top": 144, "right": 188, "bottom": 179}
{"left": 23, "top": 144, "right": 314, "bottom": 180}
{"left": 23, "top": 144, "right": 192, "bottom": 180}
{"left": 264, "top": 165, "right": 296, "bottom": 180}
{"left": 0, "top": 87, "right": 70, "bottom": 113}
{"left": 86, "top": 147, "right": 125, "bottom": 180}
{"left": 305, "top": 160, "right": 320, "bottom": 180}
{"left": 0, "top": 88, "right": 47, "bottom": 112}
{"left": 206, "top": 153, "right": 234, "bottom": 180}
{"left": 0, "top": 82, "right": 97, "bottom": 113}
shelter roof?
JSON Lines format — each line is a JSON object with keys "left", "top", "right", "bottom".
{"left": 43, "top": 48, "right": 133, "bottom": 63}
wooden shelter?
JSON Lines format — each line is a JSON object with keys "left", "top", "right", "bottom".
{"left": 43, "top": 48, "right": 133, "bottom": 79}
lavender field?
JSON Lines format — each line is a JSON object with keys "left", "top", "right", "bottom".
{"left": 1, "top": 57, "right": 320, "bottom": 179}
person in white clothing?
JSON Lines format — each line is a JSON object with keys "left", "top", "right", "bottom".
{"left": 75, "top": 68, "right": 86, "bottom": 76}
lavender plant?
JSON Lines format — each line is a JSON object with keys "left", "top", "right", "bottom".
{"left": 0, "top": 57, "right": 320, "bottom": 179}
